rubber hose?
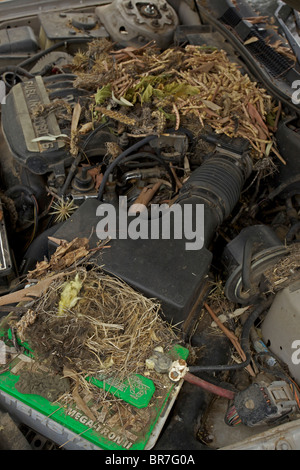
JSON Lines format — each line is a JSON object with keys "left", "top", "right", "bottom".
{"left": 177, "top": 153, "right": 252, "bottom": 244}
{"left": 0, "top": 66, "right": 34, "bottom": 78}
{"left": 188, "top": 298, "right": 273, "bottom": 373}
{"left": 18, "top": 38, "right": 92, "bottom": 69}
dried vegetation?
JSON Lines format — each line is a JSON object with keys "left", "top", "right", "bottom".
{"left": 3, "top": 239, "right": 181, "bottom": 415}
{"left": 262, "top": 243, "right": 300, "bottom": 293}
{"left": 17, "top": 267, "right": 178, "bottom": 380}
{"left": 70, "top": 39, "right": 281, "bottom": 160}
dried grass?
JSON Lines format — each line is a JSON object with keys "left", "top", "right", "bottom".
{"left": 262, "top": 243, "right": 300, "bottom": 293}
{"left": 16, "top": 266, "right": 179, "bottom": 388}
{"left": 71, "top": 39, "right": 280, "bottom": 159}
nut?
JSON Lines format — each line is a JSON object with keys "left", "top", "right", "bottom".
{"left": 169, "top": 370, "right": 180, "bottom": 381}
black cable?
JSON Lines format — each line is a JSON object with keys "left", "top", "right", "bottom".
{"left": 119, "top": 151, "right": 165, "bottom": 165}
{"left": 81, "top": 122, "right": 110, "bottom": 152}
{"left": 59, "top": 154, "right": 82, "bottom": 198}
{"left": 167, "top": 126, "right": 194, "bottom": 142}
{"left": 189, "top": 298, "right": 273, "bottom": 373}
{"left": 0, "top": 66, "right": 34, "bottom": 79}
{"left": 18, "top": 38, "right": 93, "bottom": 70}
{"left": 96, "top": 134, "right": 185, "bottom": 200}
{"left": 118, "top": 151, "right": 177, "bottom": 190}
{"left": 0, "top": 65, "right": 52, "bottom": 92}
{"left": 59, "top": 122, "right": 111, "bottom": 197}
{"left": 97, "top": 135, "right": 158, "bottom": 201}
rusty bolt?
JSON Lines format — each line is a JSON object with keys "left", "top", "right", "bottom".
{"left": 169, "top": 370, "right": 180, "bottom": 381}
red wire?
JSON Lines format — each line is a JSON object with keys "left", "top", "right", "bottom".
{"left": 184, "top": 372, "right": 235, "bottom": 400}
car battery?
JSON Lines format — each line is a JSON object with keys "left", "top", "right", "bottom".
{"left": 0, "top": 198, "right": 15, "bottom": 294}
{"left": 0, "top": 329, "right": 188, "bottom": 450}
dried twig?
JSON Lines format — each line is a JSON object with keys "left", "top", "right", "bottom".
{"left": 204, "top": 302, "right": 255, "bottom": 376}
{"left": 70, "top": 40, "right": 279, "bottom": 159}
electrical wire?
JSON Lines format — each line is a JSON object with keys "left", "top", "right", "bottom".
{"left": 18, "top": 38, "right": 93, "bottom": 70}
{"left": 97, "top": 135, "right": 158, "bottom": 201}
{"left": 188, "top": 298, "right": 273, "bottom": 373}
{"left": 81, "top": 122, "right": 110, "bottom": 152}
{"left": 118, "top": 151, "right": 177, "bottom": 190}
{"left": 59, "top": 122, "right": 110, "bottom": 197}
{"left": 225, "top": 404, "right": 242, "bottom": 426}
{"left": 59, "top": 154, "right": 82, "bottom": 198}
{"left": 183, "top": 372, "right": 235, "bottom": 400}
{"left": 0, "top": 66, "right": 34, "bottom": 79}
{"left": 24, "top": 198, "right": 38, "bottom": 251}
{"left": 96, "top": 134, "right": 185, "bottom": 200}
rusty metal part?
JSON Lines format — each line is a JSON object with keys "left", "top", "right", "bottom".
{"left": 168, "top": 359, "right": 188, "bottom": 382}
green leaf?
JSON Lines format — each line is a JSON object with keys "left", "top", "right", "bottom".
{"left": 163, "top": 82, "right": 199, "bottom": 97}
{"left": 184, "top": 85, "right": 199, "bottom": 96}
{"left": 152, "top": 88, "right": 165, "bottom": 99}
{"left": 141, "top": 84, "right": 153, "bottom": 104}
{"left": 158, "top": 107, "right": 176, "bottom": 121}
{"left": 266, "top": 112, "right": 276, "bottom": 127}
{"left": 95, "top": 84, "right": 112, "bottom": 105}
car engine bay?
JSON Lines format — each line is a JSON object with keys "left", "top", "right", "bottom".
{"left": 0, "top": 0, "right": 299, "bottom": 452}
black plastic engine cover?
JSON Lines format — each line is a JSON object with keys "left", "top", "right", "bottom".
{"left": 49, "top": 198, "right": 212, "bottom": 327}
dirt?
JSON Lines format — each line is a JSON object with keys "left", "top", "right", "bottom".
{"left": 15, "top": 369, "right": 70, "bottom": 402}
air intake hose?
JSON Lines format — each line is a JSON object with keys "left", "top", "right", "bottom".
{"left": 176, "top": 152, "right": 252, "bottom": 245}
